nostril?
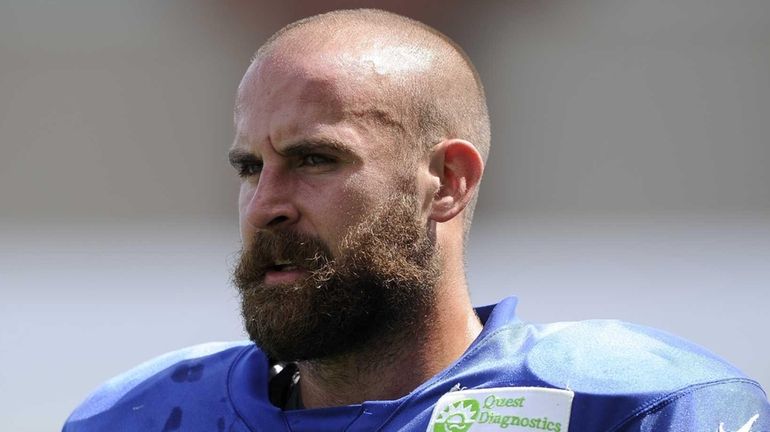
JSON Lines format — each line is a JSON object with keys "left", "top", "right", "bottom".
{"left": 267, "top": 215, "right": 289, "bottom": 227}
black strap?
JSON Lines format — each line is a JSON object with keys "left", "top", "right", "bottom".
{"left": 268, "top": 361, "right": 303, "bottom": 410}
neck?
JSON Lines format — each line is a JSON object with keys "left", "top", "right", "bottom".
{"left": 297, "top": 270, "right": 482, "bottom": 408}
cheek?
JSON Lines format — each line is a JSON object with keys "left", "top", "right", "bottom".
{"left": 307, "top": 180, "right": 372, "bottom": 251}
{"left": 341, "top": 175, "right": 393, "bottom": 219}
{"left": 340, "top": 175, "right": 379, "bottom": 212}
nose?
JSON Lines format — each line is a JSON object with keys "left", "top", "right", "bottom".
{"left": 241, "top": 168, "right": 299, "bottom": 231}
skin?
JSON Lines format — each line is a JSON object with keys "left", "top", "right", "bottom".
{"left": 230, "top": 33, "right": 485, "bottom": 408}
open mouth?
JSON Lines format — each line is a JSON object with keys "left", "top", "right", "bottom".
{"left": 270, "top": 263, "right": 300, "bottom": 272}
{"left": 264, "top": 259, "right": 309, "bottom": 278}
{"left": 269, "top": 259, "right": 300, "bottom": 272}
{"left": 263, "top": 259, "right": 308, "bottom": 285}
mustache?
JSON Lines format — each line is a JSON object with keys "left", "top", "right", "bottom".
{"left": 235, "top": 230, "right": 334, "bottom": 283}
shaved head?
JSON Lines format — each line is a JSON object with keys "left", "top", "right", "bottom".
{"left": 243, "top": 9, "right": 490, "bottom": 226}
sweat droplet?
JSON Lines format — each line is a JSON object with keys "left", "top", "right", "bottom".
{"left": 161, "top": 407, "right": 182, "bottom": 431}
{"left": 170, "top": 363, "right": 204, "bottom": 382}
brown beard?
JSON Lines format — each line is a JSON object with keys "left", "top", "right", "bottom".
{"left": 233, "top": 193, "right": 439, "bottom": 362}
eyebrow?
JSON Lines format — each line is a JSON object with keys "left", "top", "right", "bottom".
{"left": 228, "top": 148, "right": 259, "bottom": 168}
{"left": 227, "top": 137, "right": 357, "bottom": 167}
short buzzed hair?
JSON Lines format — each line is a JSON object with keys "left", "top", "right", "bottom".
{"left": 254, "top": 9, "right": 491, "bottom": 228}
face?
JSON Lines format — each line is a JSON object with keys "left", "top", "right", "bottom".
{"left": 231, "top": 48, "right": 425, "bottom": 255}
{"left": 230, "top": 49, "right": 439, "bottom": 361}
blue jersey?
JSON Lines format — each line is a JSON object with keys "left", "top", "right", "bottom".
{"left": 63, "top": 297, "right": 770, "bottom": 431}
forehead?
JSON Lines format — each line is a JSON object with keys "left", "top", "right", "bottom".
{"left": 236, "top": 54, "right": 345, "bottom": 124}
{"left": 233, "top": 43, "right": 411, "bottom": 154}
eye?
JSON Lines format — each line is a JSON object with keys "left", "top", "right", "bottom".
{"left": 236, "top": 161, "right": 263, "bottom": 178}
{"left": 300, "top": 154, "right": 335, "bottom": 167}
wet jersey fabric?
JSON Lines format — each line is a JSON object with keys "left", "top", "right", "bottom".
{"left": 63, "top": 297, "right": 770, "bottom": 431}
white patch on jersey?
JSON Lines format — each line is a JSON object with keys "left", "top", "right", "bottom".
{"left": 427, "top": 386, "right": 574, "bottom": 432}
{"left": 719, "top": 414, "right": 759, "bottom": 432}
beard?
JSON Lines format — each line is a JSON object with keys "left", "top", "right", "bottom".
{"left": 232, "top": 192, "right": 440, "bottom": 362}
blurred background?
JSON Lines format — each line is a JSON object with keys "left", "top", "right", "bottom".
{"left": 1, "top": 1, "right": 768, "bottom": 430}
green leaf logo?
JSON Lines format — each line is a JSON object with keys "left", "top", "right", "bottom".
{"left": 433, "top": 399, "right": 480, "bottom": 432}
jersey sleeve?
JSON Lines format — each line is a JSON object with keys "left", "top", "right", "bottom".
{"left": 616, "top": 379, "right": 770, "bottom": 432}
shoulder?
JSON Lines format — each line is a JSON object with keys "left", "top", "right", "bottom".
{"left": 477, "top": 299, "right": 752, "bottom": 394}
{"left": 64, "top": 341, "right": 253, "bottom": 430}
{"left": 515, "top": 319, "right": 769, "bottom": 430}
{"left": 522, "top": 319, "right": 747, "bottom": 393}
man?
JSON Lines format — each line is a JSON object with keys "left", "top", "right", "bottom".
{"left": 64, "top": 9, "right": 769, "bottom": 432}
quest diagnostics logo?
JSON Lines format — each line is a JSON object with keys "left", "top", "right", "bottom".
{"left": 433, "top": 398, "right": 481, "bottom": 432}
{"left": 427, "top": 387, "right": 574, "bottom": 432}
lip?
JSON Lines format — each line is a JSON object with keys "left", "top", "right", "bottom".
{"left": 264, "top": 267, "right": 309, "bottom": 285}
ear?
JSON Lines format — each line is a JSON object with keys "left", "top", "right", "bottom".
{"left": 428, "top": 139, "right": 484, "bottom": 223}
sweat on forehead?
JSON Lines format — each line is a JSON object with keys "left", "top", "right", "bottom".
{"left": 245, "top": 11, "right": 446, "bottom": 104}
{"left": 236, "top": 40, "right": 415, "bottom": 154}
{"left": 250, "top": 10, "right": 489, "bottom": 152}
{"left": 241, "top": 16, "right": 437, "bottom": 111}
{"left": 259, "top": 30, "right": 437, "bottom": 82}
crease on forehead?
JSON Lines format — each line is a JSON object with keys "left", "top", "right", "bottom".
{"left": 233, "top": 59, "right": 345, "bottom": 143}
{"left": 300, "top": 49, "right": 417, "bottom": 142}
{"left": 238, "top": 22, "right": 443, "bottom": 143}
{"left": 239, "top": 52, "right": 409, "bottom": 145}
